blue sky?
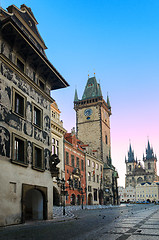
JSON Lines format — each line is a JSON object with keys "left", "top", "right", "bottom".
{"left": 2, "top": 0, "right": 159, "bottom": 186}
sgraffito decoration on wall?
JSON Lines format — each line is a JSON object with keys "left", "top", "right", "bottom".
{"left": 27, "top": 141, "right": 32, "bottom": 164}
{"left": 44, "top": 115, "right": 50, "bottom": 132}
{"left": 0, "top": 62, "right": 50, "bottom": 110}
{"left": 45, "top": 149, "right": 50, "bottom": 170}
{"left": 0, "top": 126, "right": 10, "bottom": 157}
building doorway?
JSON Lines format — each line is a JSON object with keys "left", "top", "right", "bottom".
{"left": 25, "top": 189, "right": 43, "bottom": 220}
{"left": 22, "top": 184, "right": 47, "bottom": 223}
{"left": 71, "top": 194, "right": 76, "bottom": 205}
{"left": 53, "top": 187, "right": 60, "bottom": 206}
{"left": 77, "top": 195, "right": 81, "bottom": 205}
{"left": 88, "top": 193, "right": 93, "bottom": 205}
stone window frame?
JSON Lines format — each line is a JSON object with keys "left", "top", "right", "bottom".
{"left": 16, "top": 55, "right": 26, "bottom": 73}
{"left": 11, "top": 133, "right": 28, "bottom": 167}
{"left": 71, "top": 154, "right": 75, "bottom": 167}
{"left": 12, "top": 87, "right": 26, "bottom": 119}
{"left": 76, "top": 157, "right": 79, "bottom": 168}
{"left": 81, "top": 159, "right": 84, "bottom": 171}
{"left": 38, "top": 78, "right": 45, "bottom": 91}
{"left": 88, "top": 172, "right": 91, "bottom": 181}
{"left": 32, "top": 102, "right": 43, "bottom": 129}
{"left": 32, "top": 143, "right": 44, "bottom": 172}
{"left": 66, "top": 151, "right": 69, "bottom": 165}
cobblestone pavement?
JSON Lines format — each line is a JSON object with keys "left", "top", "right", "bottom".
{"left": 1, "top": 204, "right": 159, "bottom": 240}
{"left": 82, "top": 204, "right": 159, "bottom": 240}
{"left": 53, "top": 204, "right": 121, "bottom": 219}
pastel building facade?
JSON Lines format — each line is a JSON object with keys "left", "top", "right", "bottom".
{"left": 64, "top": 131, "right": 86, "bottom": 206}
{"left": 118, "top": 186, "right": 136, "bottom": 203}
{"left": 51, "top": 102, "right": 67, "bottom": 206}
{"left": 136, "top": 182, "right": 159, "bottom": 202}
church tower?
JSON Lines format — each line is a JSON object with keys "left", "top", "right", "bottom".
{"left": 143, "top": 140, "right": 158, "bottom": 182}
{"left": 74, "top": 75, "right": 111, "bottom": 164}
{"left": 125, "top": 144, "right": 137, "bottom": 187}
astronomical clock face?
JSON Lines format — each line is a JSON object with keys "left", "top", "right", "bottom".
{"left": 84, "top": 108, "right": 93, "bottom": 117}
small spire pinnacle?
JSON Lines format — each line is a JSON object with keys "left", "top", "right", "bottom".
{"left": 107, "top": 92, "right": 111, "bottom": 108}
{"left": 74, "top": 88, "right": 79, "bottom": 102}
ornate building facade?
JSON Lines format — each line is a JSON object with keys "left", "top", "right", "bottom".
{"left": 64, "top": 130, "right": 86, "bottom": 206}
{"left": 74, "top": 75, "right": 119, "bottom": 205}
{"left": 0, "top": 4, "right": 68, "bottom": 226}
{"left": 125, "top": 141, "right": 158, "bottom": 188}
{"left": 51, "top": 101, "right": 67, "bottom": 206}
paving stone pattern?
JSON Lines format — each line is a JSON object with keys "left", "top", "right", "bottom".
{"left": 97, "top": 206, "right": 159, "bottom": 240}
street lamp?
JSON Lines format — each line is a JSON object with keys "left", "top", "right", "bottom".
{"left": 78, "top": 187, "right": 87, "bottom": 209}
{"left": 56, "top": 177, "right": 68, "bottom": 215}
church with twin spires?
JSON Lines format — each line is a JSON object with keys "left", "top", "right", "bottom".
{"left": 125, "top": 141, "right": 158, "bottom": 188}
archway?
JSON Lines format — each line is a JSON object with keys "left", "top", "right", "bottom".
{"left": 71, "top": 194, "right": 76, "bottom": 205}
{"left": 53, "top": 187, "right": 60, "bottom": 206}
{"left": 77, "top": 195, "right": 81, "bottom": 205}
{"left": 137, "top": 177, "right": 143, "bottom": 184}
{"left": 88, "top": 193, "right": 93, "bottom": 205}
{"left": 25, "top": 189, "right": 44, "bottom": 220}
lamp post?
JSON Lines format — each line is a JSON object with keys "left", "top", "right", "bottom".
{"left": 56, "top": 177, "right": 67, "bottom": 216}
{"left": 78, "top": 187, "right": 87, "bottom": 209}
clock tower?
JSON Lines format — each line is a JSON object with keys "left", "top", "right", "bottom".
{"left": 74, "top": 75, "right": 111, "bottom": 164}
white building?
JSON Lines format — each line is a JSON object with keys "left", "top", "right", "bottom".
{"left": 51, "top": 101, "right": 67, "bottom": 206}
{"left": 118, "top": 186, "right": 136, "bottom": 203}
{"left": 136, "top": 182, "right": 159, "bottom": 202}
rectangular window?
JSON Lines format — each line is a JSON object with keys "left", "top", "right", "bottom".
{"left": 17, "top": 58, "right": 24, "bottom": 72}
{"left": 13, "top": 89, "right": 26, "bottom": 118}
{"left": 39, "top": 79, "right": 45, "bottom": 90}
{"left": 93, "top": 189, "right": 97, "bottom": 201}
{"left": 93, "top": 174, "right": 95, "bottom": 182}
{"left": 81, "top": 159, "right": 84, "bottom": 171}
{"left": 12, "top": 134, "right": 27, "bottom": 166}
{"left": 96, "top": 163, "right": 99, "bottom": 170}
{"left": 52, "top": 138, "right": 59, "bottom": 156}
{"left": 100, "top": 165, "right": 102, "bottom": 172}
{"left": 88, "top": 159, "right": 90, "bottom": 167}
{"left": 66, "top": 152, "right": 69, "bottom": 165}
{"left": 97, "top": 175, "right": 99, "bottom": 183}
{"left": 71, "top": 155, "right": 75, "bottom": 167}
{"left": 92, "top": 161, "right": 95, "bottom": 168}
{"left": 88, "top": 186, "right": 92, "bottom": 192}
{"left": 34, "top": 107, "right": 41, "bottom": 127}
{"left": 88, "top": 172, "right": 91, "bottom": 181}
{"left": 76, "top": 157, "right": 79, "bottom": 168}
{"left": 33, "top": 144, "right": 44, "bottom": 170}
{"left": 33, "top": 104, "right": 42, "bottom": 128}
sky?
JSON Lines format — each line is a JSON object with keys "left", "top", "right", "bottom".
{"left": 2, "top": 0, "right": 159, "bottom": 187}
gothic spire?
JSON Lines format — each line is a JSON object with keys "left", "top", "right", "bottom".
{"left": 127, "top": 143, "right": 135, "bottom": 162}
{"left": 107, "top": 93, "right": 111, "bottom": 109}
{"left": 74, "top": 89, "right": 79, "bottom": 102}
{"left": 146, "top": 140, "right": 154, "bottom": 160}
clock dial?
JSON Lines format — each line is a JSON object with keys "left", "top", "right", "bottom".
{"left": 84, "top": 109, "right": 92, "bottom": 117}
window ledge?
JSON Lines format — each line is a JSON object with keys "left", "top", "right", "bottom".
{"left": 11, "top": 159, "right": 28, "bottom": 167}
{"left": 32, "top": 166, "right": 45, "bottom": 172}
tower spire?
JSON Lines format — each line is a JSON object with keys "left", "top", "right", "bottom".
{"left": 107, "top": 92, "right": 111, "bottom": 109}
{"left": 74, "top": 88, "right": 79, "bottom": 102}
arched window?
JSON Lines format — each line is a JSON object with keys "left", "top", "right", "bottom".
{"left": 105, "top": 135, "right": 108, "bottom": 144}
{"left": 148, "top": 163, "right": 151, "bottom": 169}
